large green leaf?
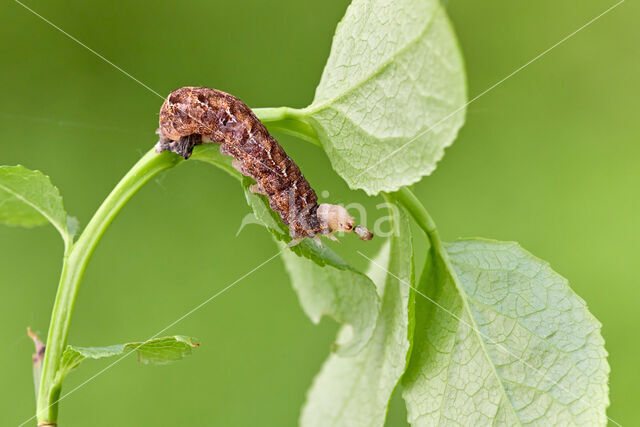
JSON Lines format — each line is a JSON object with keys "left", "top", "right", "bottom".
{"left": 57, "top": 336, "right": 199, "bottom": 381}
{"left": 0, "top": 165, "right": 71, "bottom": 244}
{"left": 302, "top": 0, "right": 466, "bottom": 195}
{"left": 300, "top": 202, "right": 413, "bottom": 427}
{"left": 192, "top": 145, "right": 380, "bottom": 356}
{"left": 402, "top": 239, "right": 609, "bottom": 426}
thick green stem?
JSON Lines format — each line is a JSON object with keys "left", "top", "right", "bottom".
{"left": 36, "top": 149, "right": 183, "bottom": 424}
{"left": 253, "top": 107, "right": 322, "bottom": 147}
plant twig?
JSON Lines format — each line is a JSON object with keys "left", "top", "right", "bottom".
{"left": 35, "top": 149, "right": 183, "bottom": 425}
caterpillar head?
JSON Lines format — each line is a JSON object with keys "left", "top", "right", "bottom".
{"left": 317, "top": 204, "right": 373, "bottom": 241}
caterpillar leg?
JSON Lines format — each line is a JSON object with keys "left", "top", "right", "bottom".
{"left": 173, "top": 134, "right": 200, "bottom": 159}
{"left": 155, "top": 133, "right": 201, "bottom": 159}
{"left": 155, "top": 131, "right": 173, "bottom": 153}
{"left": 231, "top": 158, "right": 244, "bottom": 174}
{"left": 326, "top": 233, "right": 340, "bottom": 242}
{"left": 288, "top": 237, "right": 304, "bottom": 247}
{"left": 249, "top": 183, "right": 265, "bottom": 195}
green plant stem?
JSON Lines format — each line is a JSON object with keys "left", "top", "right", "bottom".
{"left": 253, "top": 107, "right": 322, "bottom": 147}
{"left": 36, "top": 149, "right": 183, "bottom": 424}
{"left": 390, "top": 187, "right": 444, "bottom": 255}
{"left": 389, "top": 187, "right": 458, "bottom": 278}
{"left": 33, "top": 105, "right": 315, "bottom": 424}
{"left": 389, "top": 187, "right": 437, "bottom": 237}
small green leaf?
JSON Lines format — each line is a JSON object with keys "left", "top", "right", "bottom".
{"left": 300, "top": 202, "right": 414, "bottom": 427}
{"left": 58, "top": 336, "right": 199, "bottom": 381}
{"left": 302, "top": 0, "right": 466, "bottom": 195}
{"left": 0, "top": 165, "right": 71, "bottom": 243}
{"left": 402, "top": 239, "right": 609, "bottom": 425}
{"left": 193, "top": 145, "right": 381, "bottom": 356}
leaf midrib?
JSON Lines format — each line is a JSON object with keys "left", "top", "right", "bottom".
{"left": 307, "top": 4, "right": 443, "bottom": 115}
{"left": 440, "top": 251, "right": 523, "bottom": 426}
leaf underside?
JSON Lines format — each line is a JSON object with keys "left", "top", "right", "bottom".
{"left": 300, "top": 202, "right": 414, "bottom": 427}
{"left": 305, "top": 0, "right": 467, "bottom": 195}
{"left": 402, "top": 239, "right": 609, "bottom": 426}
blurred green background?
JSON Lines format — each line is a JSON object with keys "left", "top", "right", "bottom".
{"left": 0, "top": 0, "right": 637, "bottom": 425}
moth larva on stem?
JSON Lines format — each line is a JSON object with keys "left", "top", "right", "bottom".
{"left": 156, "top": 86, "right": 373, "bottom": 243}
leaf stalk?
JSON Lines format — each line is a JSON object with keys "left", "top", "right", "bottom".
{"left": 253, "top": 107, "right": 322, "bottom": 147}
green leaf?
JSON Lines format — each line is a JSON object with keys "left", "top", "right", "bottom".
{"left": 243, "top": 178, "right": 380, "bottom": 356}
{"left": 300, "top": 201, "right": 414, "bottom": 427}
{"left": 302, "top": 0, "right": 466, "bottom": 195}
{"left": 58, "top": 336, "right": 199, "bottom": 381}
{"left": 0, "top": 165, "right": 71, "bottom": 244}
{"left": 402, "top": 239, "right": 609, "bottom": 426}
{"left": 278, "top": 241, "right": 380, "bottom": 357}
{"left": 192, "top": 145, "right": 381, "bottom": 356}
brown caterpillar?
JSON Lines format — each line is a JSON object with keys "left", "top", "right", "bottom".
{"left": 156, "top": 87, "right": 373, "bottom": 244}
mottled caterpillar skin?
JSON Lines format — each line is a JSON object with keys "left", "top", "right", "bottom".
{"left": 156, "top": 87, "right": 373, "bottom": 243}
